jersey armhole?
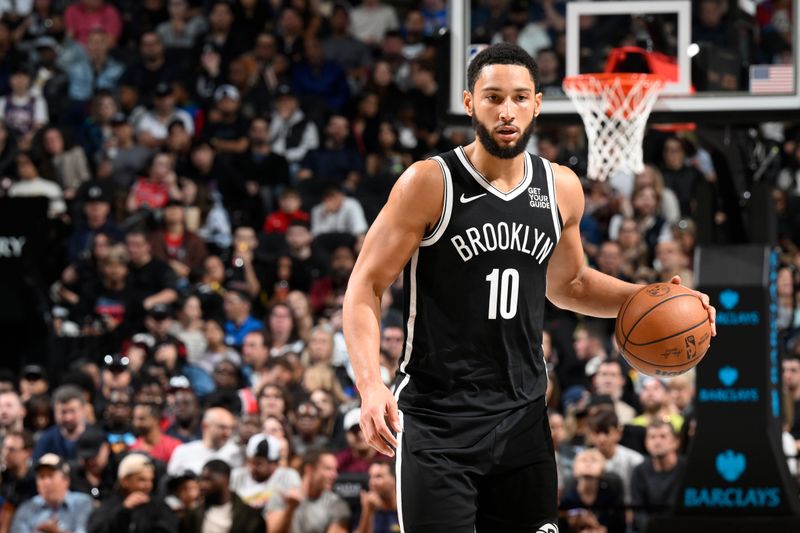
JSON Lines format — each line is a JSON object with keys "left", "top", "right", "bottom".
{"left": 542, "top": 158, "right": 562, "bottom": 243}
{"left": 420, "top": 156, "right": 453, "bottom": 247}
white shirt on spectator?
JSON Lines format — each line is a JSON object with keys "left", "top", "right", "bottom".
{"left": 231, "top": 466, "right": 301, "bottom": 510}
{"left": 605, "top": 444, "right": 645, "bottom": 504}
{"left": 167, "top": 439, "right": 243, "bottom": 476}
{"left": 136, "top": 108, "right": 194, "bottom": 141}
{"left": 9, "top": 177, "right": 66, "bottom": 217}
{"left": 350, "top": 2, "right": 399, "bottom": 44}
{"left": 310, "top": 197, "right": 368, "bottom": 237}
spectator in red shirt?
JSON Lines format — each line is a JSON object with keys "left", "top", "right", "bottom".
{"left": 64, "top": 0, "right": 122, "bottom": 47}
{"left": 130, "top": 402, "right": 182, "bottom": 463}
{"left": 127, "top": 152, "right": 191, "bottom": 213}
{"left": 262, "top": 188, "right": 309, "bottom": 234}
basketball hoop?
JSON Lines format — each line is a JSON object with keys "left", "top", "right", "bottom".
{"left": 563, "top": 73, "right": 665, "bottom": 182}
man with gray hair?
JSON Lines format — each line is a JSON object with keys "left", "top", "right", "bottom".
{"left": 33, "top": 385, "right": 88, "bottom": 461}
{"left": 167, "top": 407, "right": 242, "bottom": 475}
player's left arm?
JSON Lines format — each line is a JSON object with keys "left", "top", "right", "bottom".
{"left": 545, "top": 164, "right": 716, "bottom": 334}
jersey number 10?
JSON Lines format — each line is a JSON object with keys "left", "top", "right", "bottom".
{"left": 485, "top": 268, "right": 519, "bottom": 319}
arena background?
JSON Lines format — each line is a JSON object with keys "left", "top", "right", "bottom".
{"left": 0, "top": 0, "right": 799, "bottom": 532}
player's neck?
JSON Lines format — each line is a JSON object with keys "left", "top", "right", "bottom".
{"left": 463, "top": 141, "right": 526, "bottom": 192}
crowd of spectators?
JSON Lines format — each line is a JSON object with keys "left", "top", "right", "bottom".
{"left": 0, "top": 1, "right": 798, "bottom": 533}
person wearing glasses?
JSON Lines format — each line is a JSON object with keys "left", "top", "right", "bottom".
{"left": 167, "top": 407, "right": 242, "bottom": 476}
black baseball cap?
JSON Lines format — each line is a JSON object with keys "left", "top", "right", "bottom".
{"left": 76, "top": 427, "right": 107, "bottom": 460}
{"left": 110, "top": 112, "right": 128, "bottom": 126}
{"left": 20, "top": 364, "right": 46, "bottom": 381}
{"left": 146, "top": 303, "right": 173, "bottom": 320}
{"left": 154, "top": 82, "right": 173, "bottom": 98}
{"left": 83, "top": 185, "right": 111, "bottom": 204}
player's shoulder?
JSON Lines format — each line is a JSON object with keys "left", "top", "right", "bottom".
{"left": 546, "top": 160, "right": 584, "bottom": 222}
{"left": 390, "top": 158, "right": 445, "bottom": 202}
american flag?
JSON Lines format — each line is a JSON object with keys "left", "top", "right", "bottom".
{"left": 749, "top": 65, "right": 794, "bottom": 93}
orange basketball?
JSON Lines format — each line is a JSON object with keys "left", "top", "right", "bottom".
{"left": 615, "top": 283, "right": 712, "bottom": 378}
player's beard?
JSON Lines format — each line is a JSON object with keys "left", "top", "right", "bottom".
{"left": 472, "top": 114, "right": 535, "bottom": 159}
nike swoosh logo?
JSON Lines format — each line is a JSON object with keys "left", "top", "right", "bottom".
{"left": 460, "top": 193, "right": 487, "bottom": 204}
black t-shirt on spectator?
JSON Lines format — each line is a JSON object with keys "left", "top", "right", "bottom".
{"left": 128, "top": 258, "right": 177, "bottom": 302}
{"left": 236, "top": 149, "right": 290, "bottom": 189}
{"left": 0, "top": 469, "right": 36, "bottom": 507}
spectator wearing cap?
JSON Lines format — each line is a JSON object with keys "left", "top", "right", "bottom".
{"left": 202, "top": 84, "right": 248, "bottom": 157}
{"left": 148, "top": 199, "right": 208, "bottom": 281}
{"left": 33, "top": 385, "right": 87, "bottom": 461}
{"left": 130, "top": 401, "right": 182, "bottom": 463}
{"left": 135, "top": 83, "right": 194, "bottom": 150}
{"left": 350, "top": 0, "right": 399, "bottom": 45}
{"left": 166, "top": 385, "right": 203, "bottom": 443}
{"left": 231, "top": 434, "right": 301, "bottom": 512}
{"left": 181, "top": 459, "right": 265, "bottom": 533}
{"left": 125, "top": 229, "right": 179, "bottom": 314}
{"left": 0, "top": 65, "right": 48, "bottom": 148}
{"left": 29, "top": 36, "right": 69, "bottom": 124}
{"left": 168, "top": 407, "right": 242, "bottom": 476}
{"left": 87, "top": 453, "right": 178, "bottom": 533}
{"left": 266, "top": 449, "right": 350, "bottom": 533}
{"left": 66, "top": 184, "right": 122, "bottom": 263}
{"left": 63, "top": 29, "right": 125, "bottom": 104}
{"left": 631, "top": 377, "right": 684, "bottom": 433}
{"left": 8, "top": 151, "right": 65, "bottom": 218}
{"left": 119, "top": 31, "right": 178, "bottom": 107}
{"left": 104, "top": 112, "right": 153, "bottom": 190}
{"left": 18, "top": 366, "right": 48, "bottom": 403}
{"left": 268, "top": 84, "right": 319, "bottom": 171}
{"left": 310, "top": 188, "right": 368, "bottom": 240}
{"left": 353, "top": 460, "right": 399, "bottom": 533}
{"left": 69, "top": 427, "right": 117, "bottom": 502}
{"left": 10, "top": 454, "right": 93, "bottom": 533}
{"left": 237, "top": 116, "right": 290, "bottom": 217}
{"left": 335, "top": 408, "right": 389, "bottom": 474}
{"left": 222, "top": 288, "right": 262, "bottom": 351}
{"left": 0, "top": 390, "right": 26, "bottom": 439}
{"left": 1, "top": 430, "right": 37, "bottom": 521}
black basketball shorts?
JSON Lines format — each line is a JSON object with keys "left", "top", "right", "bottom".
{"left": 394, "top": 398, "right": 558, "bottom": 533}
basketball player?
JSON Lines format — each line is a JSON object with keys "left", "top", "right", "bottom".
{"left": 342, "top": 43, "right": 716, "bottom": 533}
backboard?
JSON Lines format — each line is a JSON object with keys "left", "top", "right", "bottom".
{"left": 445, "top": 0, "right": 800, "bottom": 124}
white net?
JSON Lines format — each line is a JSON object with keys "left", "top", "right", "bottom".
{"left": 563, "top": 74, "right": 664, "bottom": 182}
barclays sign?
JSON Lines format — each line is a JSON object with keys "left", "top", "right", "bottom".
{"left": 697, "top": 365, "right": 759, "bottom": 403}
{"left": 716, "top": 289, "right": 760, "bottom": 326}
{"left": 684, "top": 450, "right": 781, "bottom": 509}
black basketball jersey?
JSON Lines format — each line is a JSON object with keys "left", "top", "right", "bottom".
{"left": 394, "top": 146, "right": 562, "bottom": 451}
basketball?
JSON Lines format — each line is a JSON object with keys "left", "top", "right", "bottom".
{"left": 615, "top": 283, "right": 712, "bottom": 378}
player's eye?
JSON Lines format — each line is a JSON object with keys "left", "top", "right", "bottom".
{"left": 517, "top": 95, "right": 528, "bottom": 101}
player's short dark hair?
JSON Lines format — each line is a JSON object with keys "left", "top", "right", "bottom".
{"left": 467, "top": 43, "right": 539, "bottom": 93}
{"left": 587, "top": 409, "right": 619, "bottom": 434}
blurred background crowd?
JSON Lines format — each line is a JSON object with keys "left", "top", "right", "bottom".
{"left": 0, "top": 0, "right": 798, "bottom": 532}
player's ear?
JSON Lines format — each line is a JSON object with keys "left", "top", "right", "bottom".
{"left": 463, "top": 90, "right": 473, "bottom": 117}
{"left": 533, "top": 92, "right": 543, "bottom": 118}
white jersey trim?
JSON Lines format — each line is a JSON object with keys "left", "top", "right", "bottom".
{"left": 542, "top": 157, "right": 561, "bottom": 243}
{"left": 394, "top": 249, "right": 418, "bottom": 402}
{"left": 395, "top": 411, "right": 406, "bottom": 533}
{"left": 455, "top": 146, "right": 532, "bottom": 201}
{"left": 421, "top": 156, "right": 453, "bottom": 247}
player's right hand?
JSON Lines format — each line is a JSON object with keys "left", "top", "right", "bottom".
{"left": 360, "top": 382, "right": 402, "bottom": 456}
